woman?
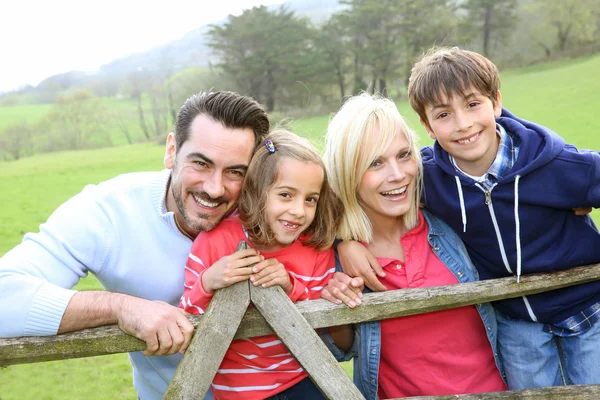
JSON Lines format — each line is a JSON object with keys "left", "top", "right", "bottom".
{"left": 321, "top": 93, "right": 507, "bottom": 399}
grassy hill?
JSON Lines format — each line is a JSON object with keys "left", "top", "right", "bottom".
{"left": 1, "top": 54, "right": 599, "bottom": 399}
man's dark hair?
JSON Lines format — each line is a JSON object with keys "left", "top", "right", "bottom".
{"left": 174, "top": 91, "right": 270, "bottom": 152}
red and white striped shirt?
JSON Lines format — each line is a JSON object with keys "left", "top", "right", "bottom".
{"left": 179, "top": 216, "right": 335, "bottom": 400}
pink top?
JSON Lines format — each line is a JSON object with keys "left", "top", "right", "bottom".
{"left": 180, "top": 216, "right": 335, "bottom": 400}
{"left": 376, "top": 211, "right": 506, "bottom": 398}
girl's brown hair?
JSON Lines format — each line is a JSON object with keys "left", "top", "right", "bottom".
{"left": 238, "top": 129, "right": 341, "bottom": 250}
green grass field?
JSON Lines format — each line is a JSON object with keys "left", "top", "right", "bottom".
{"left": 1, "top": 54, "right": 599, "bottom": 399}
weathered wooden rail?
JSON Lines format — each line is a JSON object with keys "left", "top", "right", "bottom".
{"left": 2, "top": 257, "right": 600, "bottom": 399}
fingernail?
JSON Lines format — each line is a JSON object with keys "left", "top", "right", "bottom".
{"left": 250, "top": 276, "right": 255, "bottom": 282}
{"left": 355, "top": 298, "right": 362, "bottom": 305}
{"left": 348, "top": 300, "right": 356, "bottom": 307}
{"left": 253, "top": 267, "right": 258, "bottom": 273}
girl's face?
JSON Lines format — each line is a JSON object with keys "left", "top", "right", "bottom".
{"left": 358, "top": 128, "right": 418, "bottom": 228}
{"left": 261, "top": 157, "right": 324, "bottom": 252}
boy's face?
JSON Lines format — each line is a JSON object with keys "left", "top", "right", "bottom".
{"left": 421, "top": 88, "right": 502, "bottom": 176}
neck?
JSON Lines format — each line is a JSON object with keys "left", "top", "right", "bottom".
{"left": 366, "top": 211, "right": 408, "bottom": 245}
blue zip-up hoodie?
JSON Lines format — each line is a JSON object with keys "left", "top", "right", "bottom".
{"left": 422, "top": 108, "right": 600, "bottom": 324}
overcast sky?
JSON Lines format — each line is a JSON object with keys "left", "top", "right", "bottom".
{"left": 0, "top": 0, "right": 284, "bottom": 93}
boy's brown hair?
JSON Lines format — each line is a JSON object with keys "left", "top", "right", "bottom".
{"left": 408, "top": 47, "right": 500, "bottom": 129}
{"left": 238, "top": 129, "right": 342, "bottom": 251}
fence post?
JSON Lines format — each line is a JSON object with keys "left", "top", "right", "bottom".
{"left": 164, "top": 242, "right": 252, "bottom": 399}
{"left": 250, "top": 283, "right": 364, "bottom": 399}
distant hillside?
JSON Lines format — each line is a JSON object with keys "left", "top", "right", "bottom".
{"left": 10, "top": 0, "right": 342, "bottom": 99}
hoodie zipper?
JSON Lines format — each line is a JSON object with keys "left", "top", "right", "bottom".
{"left": 474, "top": 182, "right": 538, "bottom": 322}
{"left": 475, "top": 183, "right": 513, "bottom": 274}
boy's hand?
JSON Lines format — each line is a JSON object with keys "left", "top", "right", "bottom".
{"left": 337, "top": 241, "right": 387, "bottom": 292}
{"left": 573, "top": 207, "right": 593, "bottom": 216}
{"left": 202, "top": 249, "right": 263, "bottom": 293}
{"left": 250, "top": 258, "right": 292, "bottom": 294}
{"left": 321, "top": 272, "right": 364, "bottom": 308}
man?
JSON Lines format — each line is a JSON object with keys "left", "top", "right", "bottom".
{"left": 0, "top": 91, "right": 270, "bottom": 399}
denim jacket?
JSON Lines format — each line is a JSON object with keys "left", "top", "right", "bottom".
{"left": 323, "top": 209, "right": 506, "bottom": 400}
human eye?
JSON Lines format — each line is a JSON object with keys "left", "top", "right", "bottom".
{"left": 370, "top": 158, "right": 383, "bottom": 168}
{"left": 193, "top": 160, "right": 208, "bottom": 169}
{"left": 436, "top": 112, "right": 449, "bottom": 120}
{"left": 398, "top": 150, "right": 412, "bottom": 160}
{"left": 467, "top": 100, "right": 480, "bottom": 108}
{"left": 306, "top": 196, "right": 319, "bottom": 205}
{"left": 228, "top": 169, "right": 245, "bottom": 179}
{"left": 279, "top": 192, "right": 291, "bottom": 199}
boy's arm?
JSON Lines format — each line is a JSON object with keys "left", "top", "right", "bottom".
{"left": 337, "top": 241, "right": 387, "bottom": 291}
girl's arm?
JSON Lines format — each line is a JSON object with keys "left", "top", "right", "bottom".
{"left": 337, "top": 241, "right": 387, "bottom": 292}
{"left": 179, "top": 235, "right": 261, "bottom": 314}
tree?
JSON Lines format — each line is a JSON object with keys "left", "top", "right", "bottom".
{"left": 0, "top": 122, "right": 33, "bottom": 160}
{"left": 207, "top": 5, "right": 319, "bottom": 111}
{"left": 43, "top": 90, "right": 108, "bottom": 151}
{"left": 528, "top": 0, "right": 598, "bottom": 52}
{"left": 460, "top": 0, "right": 518, "bottom": 57}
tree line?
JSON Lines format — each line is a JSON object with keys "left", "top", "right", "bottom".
{"left": 1, "top": 0, "right": 599, "bottom": 160}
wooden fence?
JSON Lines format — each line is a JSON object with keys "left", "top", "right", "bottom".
{"left": 2, "top": 242, "right": 600, "bottom": 398}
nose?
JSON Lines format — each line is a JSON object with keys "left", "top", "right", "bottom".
{"left": 289, "top": 198, "right": 305, "bottom": 219}
{"left": 455, "top": 109, "right": 473, "bottom": 132}
{"left": 387, "top": 161, "right": 406, "bottom": 182}
{"left": 203, "top": 171, "right": 225, "bottom": 199}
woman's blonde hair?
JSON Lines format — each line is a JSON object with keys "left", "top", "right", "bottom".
{"left": 239, "top": 128, "right": 341, "bottom": 250}
{"left": 323, "top": 93, "right": 422, "bottom": 243}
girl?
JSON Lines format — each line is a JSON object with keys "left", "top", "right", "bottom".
{"left": 179, "top": 129, "right": 343, "bottom": 400}
{"left": 321, "top": 93, "right": 507, "bottom": 399}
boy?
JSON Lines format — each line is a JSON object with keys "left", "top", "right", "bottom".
{"left": 409, "top": 47, "right": 600, "bottom": 389}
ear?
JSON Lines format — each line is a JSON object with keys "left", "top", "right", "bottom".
{"left": 164, "top": 132, "right": 176, "bottom": 169}
{"left": 420, "top": 118, "right": 436, "bottom": 140}
{"left": 493, "top": 90, "right": 503, "bottom": 118}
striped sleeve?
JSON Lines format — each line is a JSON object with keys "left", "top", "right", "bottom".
{"left": 179, "top": 232, "right": 214, "bottom": 315}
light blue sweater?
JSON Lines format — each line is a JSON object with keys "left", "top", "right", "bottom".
{"left": 0, "top": 169, "right": 192, "bottom": 399}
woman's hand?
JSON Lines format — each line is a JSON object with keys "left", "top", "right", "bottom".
{"left": 337, "top": 241, "right": 387, "bottom": 291}
{"left": 321, "top": 272, "right": 364, "bottom": 308}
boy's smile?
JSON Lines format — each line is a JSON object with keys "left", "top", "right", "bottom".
{"left": 423, "top": 88, "right": 503, "bottom": 176}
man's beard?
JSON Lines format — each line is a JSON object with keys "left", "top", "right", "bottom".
{"left": 171, "top": 181, "right": 234, "bottom": 232}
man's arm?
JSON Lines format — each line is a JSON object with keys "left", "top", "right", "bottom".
{"left": 0, "top": 185, "right": 194, "bottom": 355}
{"left": 60, "top": 291, "right": 194, "bottom": 356}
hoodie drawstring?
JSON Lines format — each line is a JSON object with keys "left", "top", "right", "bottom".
{"left": 514, "top": 175, "right": 522, "bottom": 283}
{"left": 455, "top": 176, "right": 467, "bottom": 233}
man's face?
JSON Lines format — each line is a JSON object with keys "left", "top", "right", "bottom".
{"left": 164, "top": 114, "right": 255, "bottom": 235}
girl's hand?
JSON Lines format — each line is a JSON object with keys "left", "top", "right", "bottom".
{"left": 202, "top": 249, "right": 263, "bottom": 293}
{"left": 337, "top": 241, "right": 387, "bottom": 292}
{"left": 321, "top": 272, "right": 364, "bottom": 308}
{"left": 250, "top": 258, "right": 292, "bottom": 294}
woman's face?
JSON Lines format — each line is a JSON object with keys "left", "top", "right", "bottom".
{"left": 357, "top": 128, "right": 418, "bottom": 226}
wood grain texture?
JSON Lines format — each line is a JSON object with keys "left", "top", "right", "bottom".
{"left": 249, "top": 283, "right": 364, "bottom": 400}
{"left": 3, "top": 263, "right": 600, "bottom": 366}
{"left": 164, "top": 240, "right": 252, "bottom": 400}
{"left": 401, "top": 384, "right": 600, "bottom": 399}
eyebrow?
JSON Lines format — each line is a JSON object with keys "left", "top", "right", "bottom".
{"left": 429, "top": 92, "right": 479, "bottom": 112}
{"left": 186, "top": 152, "right": 249, "bottom": 171}
{"left": 276, "top": 185, "right": 320, "bottom": 196}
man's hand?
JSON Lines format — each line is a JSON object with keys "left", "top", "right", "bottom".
{"left": 250, "top": 258, "right": 292, "bottom": 294}
{"left": 202, "top": 248, "right": 263, "bottom": 293}
{"left": 321, "top": 272, "right": 364, "bottom": 308}
{"left": 337, "top": 241, "right": 386, "bottom": 292}
{"left": 115, "top": 297, "right": 195, "bottom": 356}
